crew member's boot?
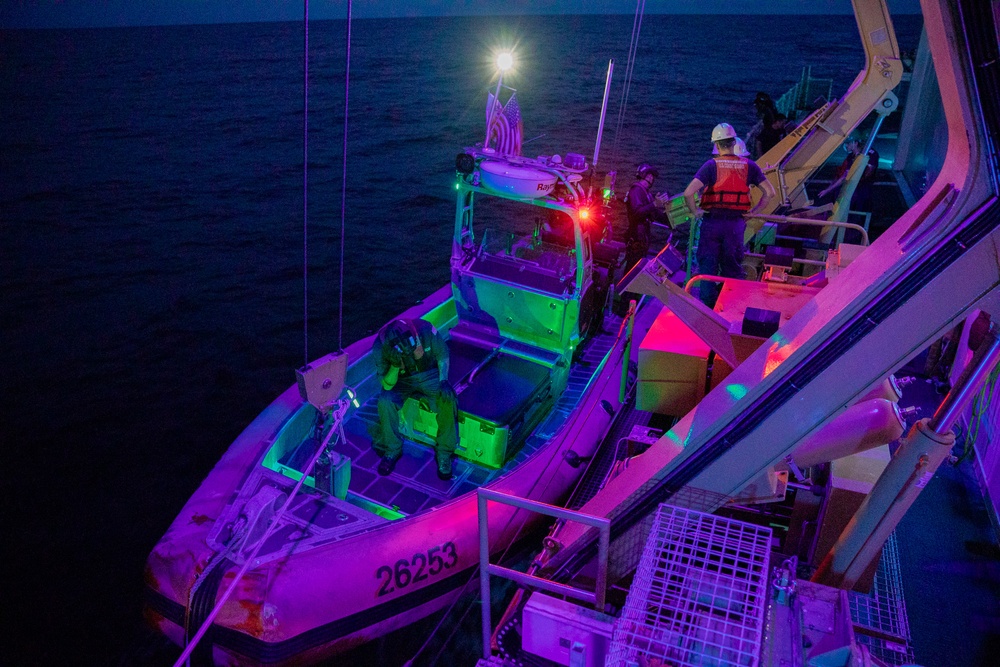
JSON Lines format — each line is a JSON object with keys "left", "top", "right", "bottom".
{"left": 436, "top": 453, "right": 453, "bottom": 482}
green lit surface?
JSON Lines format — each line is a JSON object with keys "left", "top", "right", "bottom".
{"left": 346, "top": 493, "right": 405, "bottom": 521}
{"left": 263, "top": 409, "right": 406, "bottom": 521}
{"left": 262, "top": 404, "right": 318, "bottom": 471}
{"left": 726, "top": 383, "right": 749, "bottom": 400}
{"left": 419, "top": 296, "right": 459, "bottom": 332}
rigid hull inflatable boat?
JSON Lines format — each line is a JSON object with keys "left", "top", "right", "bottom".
{"left": 143, "top": 136, "right": 650, "bottom": 665}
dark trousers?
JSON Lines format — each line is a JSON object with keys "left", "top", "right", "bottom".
{"left": 374, "top": 369, "right": 458, "bottom": 465}
{"left": 696, "top": 213, "right": 746, "bottom": 305}
{"left": 623, "top": 223, "right": 650, "bottom": 275}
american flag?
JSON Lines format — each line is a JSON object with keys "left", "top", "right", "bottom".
{"left": 486, "top": 92, "right": 523, "bottom": 156}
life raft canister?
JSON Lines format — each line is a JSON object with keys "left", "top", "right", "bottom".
{"left": 701, "top": 155, "right": 752, "bottom": 211}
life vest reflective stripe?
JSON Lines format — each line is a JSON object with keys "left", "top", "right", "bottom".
{"left": 701, "top": 156, "right": 752, "bottom": 211}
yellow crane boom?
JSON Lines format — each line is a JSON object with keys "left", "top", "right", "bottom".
{"left": 746, "top": 0, "right": 903, "bottom": 240}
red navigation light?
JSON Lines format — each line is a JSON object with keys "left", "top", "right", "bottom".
{"left": 579, "top": 208, "right": 590, "bottom": 221}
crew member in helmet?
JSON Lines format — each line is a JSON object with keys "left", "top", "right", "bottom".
{"left": 624, "top": 163, "right": 670, "bottom": 273}
{"left": 713, "top": 137, "right": 752, "bottom": 158}
{"left": 371, "top": 318, "right": 458, "bottom": 480}
{"left": 683, "top": 123, "right": 775, "bottom": 305}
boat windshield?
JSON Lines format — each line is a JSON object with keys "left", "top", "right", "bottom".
{"left": 479, "top": 228, "right": 575, "bottom": 278}
{"left": 470, "top": 194, "right": 577, "bottom": 276}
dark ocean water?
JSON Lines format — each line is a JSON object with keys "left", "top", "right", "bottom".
{"left": 1, "top": 14, "right": 924, "bottom": 666}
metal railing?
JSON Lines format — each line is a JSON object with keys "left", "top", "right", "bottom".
{"left": 753, "top": 213, "right": 870, "bottom": 246}
{"left": 477, "top": 487, "right": 610, "bottom": 660}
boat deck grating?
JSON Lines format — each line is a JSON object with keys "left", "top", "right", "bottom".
{"left": 335, "top": 322, "right": 624, "bottom": 517}
{"left": 848, "top": 531, "right": 915, "bottom": 665}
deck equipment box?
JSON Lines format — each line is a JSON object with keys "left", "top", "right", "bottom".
{"left": 404, "top": 334, "right": 557, "bottom": 468}
{"left": 637, "top": 306, "right": 710, "bottom": 416}
{"left": 522, "top": 592, "right": 614, "bottom": 667}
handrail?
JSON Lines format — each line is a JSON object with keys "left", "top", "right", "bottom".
{"left": 745, "top": 251, "right": 827, "bottom": 268}
{"left": 477, "top": 487, "right": 610, "bottom": 660}
{"left": 682, "top": 273, "right": 728, "bottom": 295}
{"left": 752, "top": 213, "right": 870, "bottom": 245}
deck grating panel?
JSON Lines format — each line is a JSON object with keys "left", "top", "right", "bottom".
{"left": 848, "top": 531, "right": 915, "bottom": 665}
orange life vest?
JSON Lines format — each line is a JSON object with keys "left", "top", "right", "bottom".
{"left": 700, "top": 155, "right": 752, "bottom": 211}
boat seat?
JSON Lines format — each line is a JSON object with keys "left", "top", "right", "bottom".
{"left": 401, "top": 332, "right": 555, "bottom": 467}
{"left": 593, "top": 239, "right": 625, "bottom": 267}
{"left": 444, "top": 335, "right": 551, "bottom": 424}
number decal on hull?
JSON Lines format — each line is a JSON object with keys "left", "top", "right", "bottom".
{"left": 375, "top": 565, "right": 394, "bottom": 597}
{"left": 412, "top": 553, "right": 428, "bottom": 583}
{"left": 375, "top": 541, "right": 459, "bottom": 598}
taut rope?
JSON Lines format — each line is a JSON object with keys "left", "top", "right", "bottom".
{"left": 611, "top": 0, "right": 646, "bottom": 166}
{"left": 337, "top": 0, "right": 352, "bottom": 352}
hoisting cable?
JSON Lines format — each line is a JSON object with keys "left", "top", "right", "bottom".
{"left": 338, "top": 0, "right": 353, "bottom": 352}
{"left": 176, "top": 5, "right": 352, "bottom": 664}
{"left": 303, "top": 0, "right": 310, "bottom": 365}
{"left": 173, "top": 400, "right": 350, "bottom": 667}
{"left": 613, "top": 0, "right": 645, "bottom": 160}
{"left": 610, "top": 0, "right": 646, "bottom": 166}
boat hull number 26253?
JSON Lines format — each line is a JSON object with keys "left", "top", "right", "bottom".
{"left": 374, "top": 541, "right": 459, "bottom": 598}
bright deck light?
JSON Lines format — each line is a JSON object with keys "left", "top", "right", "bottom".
{"left": 497, "top": 52, "right": 513, "bottom": 71}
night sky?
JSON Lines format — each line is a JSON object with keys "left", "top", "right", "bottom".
{"left": 3, "top": 0, "right": 923, "bottom": 29}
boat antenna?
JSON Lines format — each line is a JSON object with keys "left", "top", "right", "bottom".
{"left": 592, "top": 58, "right": 614, "bottom": 168}
{"left": 610, "top": 0, "right": 646, "bottom": 166}
{"left": 337, "top": 0, "right": 353, "bottom": 352}
{"left": 303, "top": 1, "right": 310, "bottom": 365}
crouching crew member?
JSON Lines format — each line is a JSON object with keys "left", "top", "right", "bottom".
{"left": 372, "top": 318, "right": 458, "bottom": 481}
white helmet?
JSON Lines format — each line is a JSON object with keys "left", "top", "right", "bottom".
{"left": 711, "top": 122, "right": 738, "bottom": 142}
{"left": 712, "top": 137, "right": 751, "bottom": 157}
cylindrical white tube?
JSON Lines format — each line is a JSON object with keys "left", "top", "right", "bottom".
{"left": 790, "top": 398, "right": 906, "bottom": 469}
{"left": 812, "top": 419, "right": 954, "bottom": 589}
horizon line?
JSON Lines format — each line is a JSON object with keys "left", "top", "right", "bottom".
{"left": 3, "top": 11, "right": 923, "bottom": 32}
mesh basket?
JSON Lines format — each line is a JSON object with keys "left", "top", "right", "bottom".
{"left": 607, "top": 504, "right": 772, "bottom": 667}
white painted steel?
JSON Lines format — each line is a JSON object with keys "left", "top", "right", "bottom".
{"left": 607, "top": 505, "right": 771, "bottom": 667}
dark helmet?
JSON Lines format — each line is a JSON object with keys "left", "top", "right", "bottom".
{"left": 636, "top": 163, "right": 659, "bottom": 180}
{"left": 381, "top": 319, "right": 422, "bottom": 358}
